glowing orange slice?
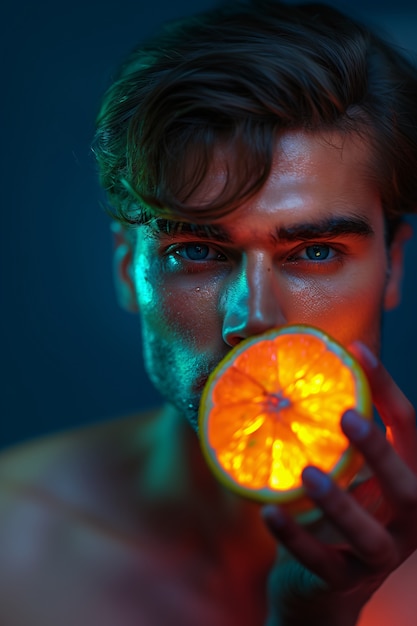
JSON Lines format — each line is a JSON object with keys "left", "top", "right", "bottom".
{"left": 198, "top": 325, "right": 372, "bottom": 519}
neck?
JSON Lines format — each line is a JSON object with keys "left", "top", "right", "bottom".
{"left": 131, "top": 404, "right": 275, "bottom": 558}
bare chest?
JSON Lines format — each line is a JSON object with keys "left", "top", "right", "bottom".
{"left": 1, "top": 515, "right": 267, "bottom": 626}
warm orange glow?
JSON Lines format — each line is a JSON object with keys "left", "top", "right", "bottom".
{"left": 199, "top": 325, "right": 372, "bottom": 510}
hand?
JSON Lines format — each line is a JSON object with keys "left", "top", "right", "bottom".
{"left": 261, "top": 341, "right": 417, "bottom": 626}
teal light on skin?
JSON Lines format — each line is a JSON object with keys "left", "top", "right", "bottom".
{"left": 115, "top": 129, "right": 408, "bottom": 435}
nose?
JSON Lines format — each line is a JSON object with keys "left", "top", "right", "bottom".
{"left": 221, "top": 253, "right": 287, "bottom": 347}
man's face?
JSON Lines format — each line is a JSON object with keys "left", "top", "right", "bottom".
{"left": 127, "top": 130, "right": 404, "bottom": 430}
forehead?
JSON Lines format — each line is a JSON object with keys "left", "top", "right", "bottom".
{"left": 176, "top": 129, "right": 381, "bottom": 230}
{"left": 138, "top": 129, "right": 386, "bottom": 257}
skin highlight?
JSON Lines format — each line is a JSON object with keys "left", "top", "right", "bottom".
{"left": 125, "top": 130, "right": 405, "bottom": 432}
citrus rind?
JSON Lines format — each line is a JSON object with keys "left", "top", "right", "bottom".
{"left": 198, "top": 325, "right": 373, "bottom": 520}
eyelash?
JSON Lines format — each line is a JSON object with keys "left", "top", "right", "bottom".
{"left": 163, "top": 241, "right": 345, "bottom": 270}
{"left": 171, "top": 243, "right": 227, "bottom": 262}
{"left": 286, "top": 243, "right": 339, "bottom": 263}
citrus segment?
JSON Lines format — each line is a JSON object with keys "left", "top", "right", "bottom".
{"left": 198, "top": 325, "right": 372, "bottom": 517}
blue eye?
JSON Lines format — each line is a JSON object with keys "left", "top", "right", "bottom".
{"left": 304, "top": 245, "right": 332, "bottom": 260}
{"left": 181, "top": 244, "right": 210, "bottom": 260}
{"left": 175, "top": 243, "right": 225, "bottom": 261}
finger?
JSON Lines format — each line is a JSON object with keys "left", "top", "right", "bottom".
{"left": 261, "top": 504, "right": 344, "bottom": 584}
{"left": 341, "top": 409, "right": 417, "bottom": 515}
{"left": 349, "top": 341, "right": 417, "bottom": 472}
{"left": 301, "top": 466, "right": 398, "bottom": 571}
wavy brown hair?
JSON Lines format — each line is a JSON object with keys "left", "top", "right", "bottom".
{"left": 93, "top": 0, "right": 417, "bottom": 233}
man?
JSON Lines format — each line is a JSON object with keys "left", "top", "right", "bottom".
{"left": 1, "top": 1, "right": 417, "bottom": 624}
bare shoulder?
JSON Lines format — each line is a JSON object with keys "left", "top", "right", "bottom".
{"left": 0, "top": 409, "right": 161, "bottom": 545}
{"left": 0, "top": 409, "right": 210, "bottom": 626}
{"left": 0, "top": 410, "right": 159, "bottom": 492}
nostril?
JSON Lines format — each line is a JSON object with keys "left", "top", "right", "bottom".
{"left": 222, "top": 321, "right": 244, "bottom": 347}
{"left": 223, "top": 320, "right": 277, "bottom": 347}
{"left": 223, "top": 333, "right": 245, "bottom": 348}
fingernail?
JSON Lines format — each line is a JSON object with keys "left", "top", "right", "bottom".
{"left": 302, "top": 466, "right": 332, "bottom": 497}
{"left": 342, "top": 409, "right": 371, "bottom": 442}
{"left": 261, "top": 504, "right": 287, "bottom": 529}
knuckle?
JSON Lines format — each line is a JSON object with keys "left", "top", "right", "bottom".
{"left": 326, "top": 490, "right": 352, "bottom": 518}
{"left": 364, "top": 423, "right": 390, "bottom": 457}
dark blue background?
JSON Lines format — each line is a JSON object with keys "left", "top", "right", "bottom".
{"left": 1, "top": 0, "right": 416, "bottom": 449}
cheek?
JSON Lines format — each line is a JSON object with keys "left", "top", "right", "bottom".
{"left": 284, "top": 265, "right": 387, "bottom": 348}
{"left": 136, "top": 262, "right": 222, "bottom": 349}
{"left": 132, "top": 253, "right": 158, "bottom": 311}
{"left": 162, "top": 287, "right": 221, "bottom": 346}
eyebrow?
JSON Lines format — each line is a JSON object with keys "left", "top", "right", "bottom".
{"left": 147, "top": 214, "right": 374, "bottom": 244}
{"left": 274, "top": 215, "right": 374, "bottom": 242}
{"left": 147, "top": 218, "right": 233, "bottom": 243}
